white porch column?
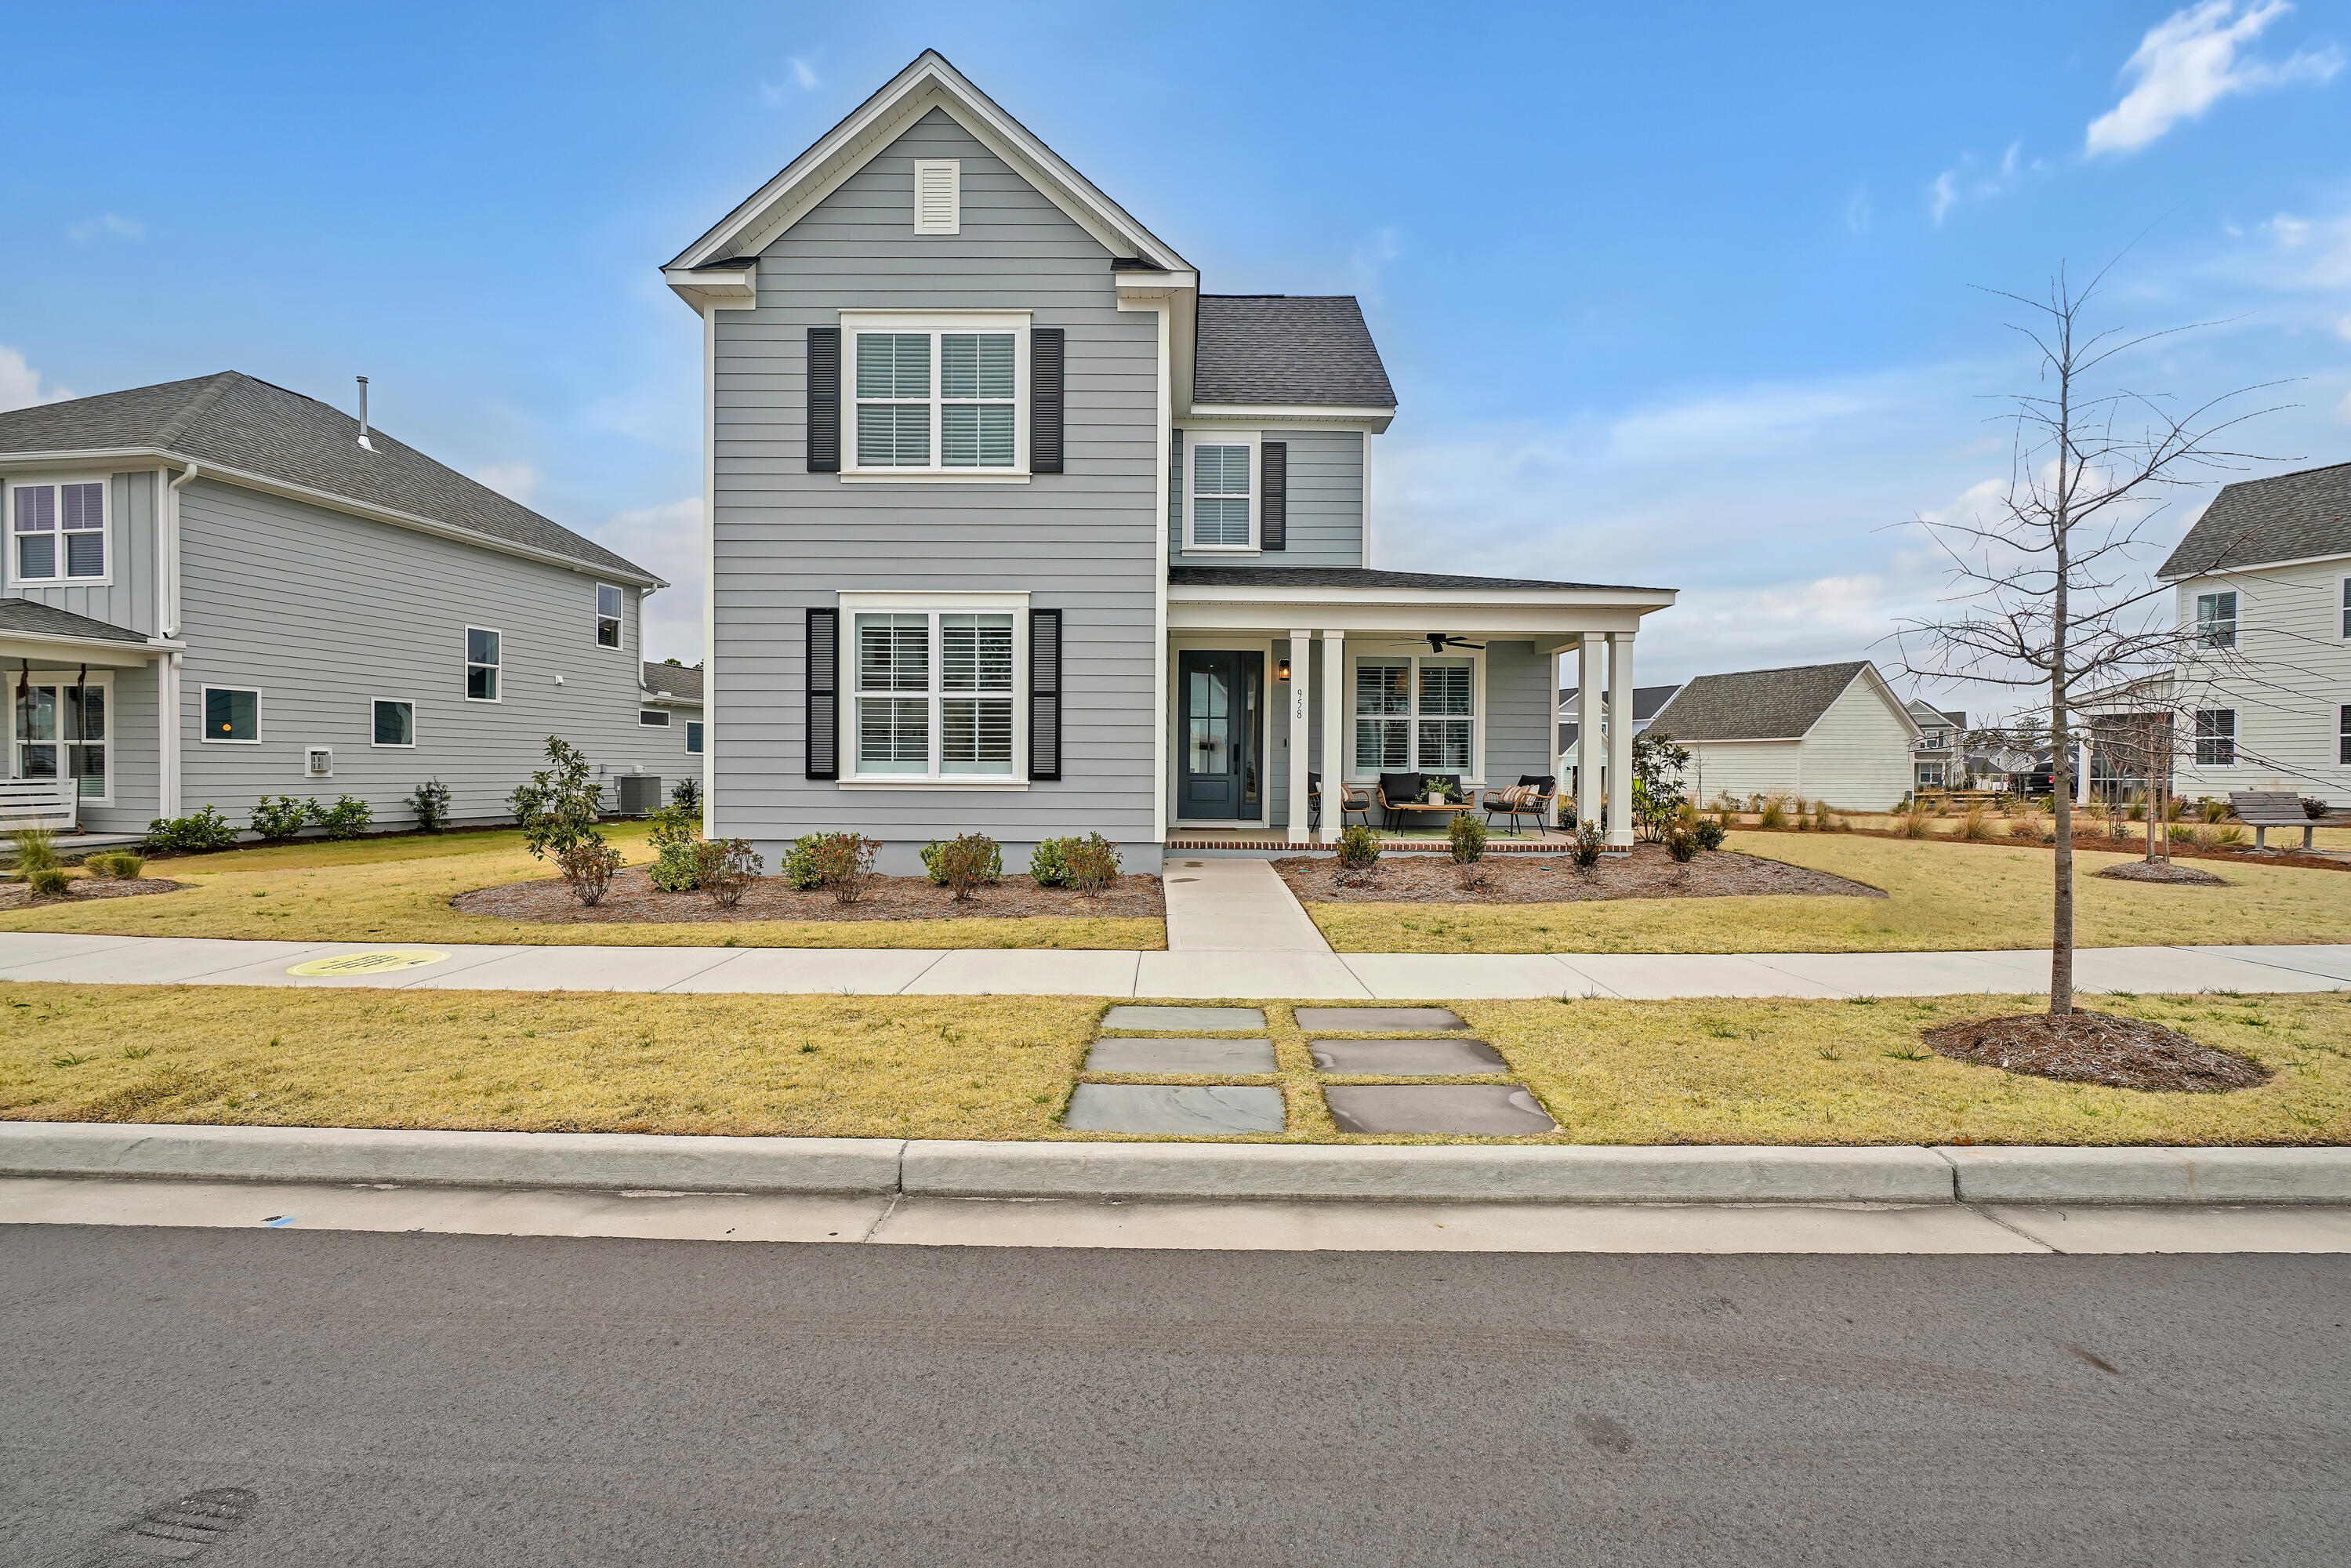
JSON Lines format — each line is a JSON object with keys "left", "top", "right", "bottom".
{"left": 1286, "top": 629, "right": 1312, "bottom": 844}
{"left": 1319, "top": 628, "right": 1344, "bottom": 841}
{"left": 1605, "top": 630, "right": 1635, "bottom": 848}
{"left": 157, "top": 652, "right": 181, "bottom": 820}
{"left": 1575, "top": 634, "right": 1604, "bottom": 831}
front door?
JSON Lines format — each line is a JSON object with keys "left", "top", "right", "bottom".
{"left": 1178, "top": 650, "right": 1261, "bottom": 821}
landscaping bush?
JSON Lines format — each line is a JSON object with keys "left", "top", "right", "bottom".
{"left": 556, "top": 837, "right": 622, "bottom": 906}
{"left": 804, "top": 831, "right": 879, "bottom": 905}
{"left": 2200, "top": 797, "right": 2228, "bottom": 823}
{"left": 1691, "top": 816, "right": 1727, "bottom": 852}
{"left": 1960, "top": 804, "right": 1993, "bottom": 841}
{"left": 408, "top": 779, "right": 453, "bottom": 834}
{"left": 1631, "top": 731, "right": 1691, "bottom": 843}
{"left": 1571, "top": 818, "right": 1605, "bottom": 869}
{"left": 1029, "top": 833, "right": 1119, "bottom": 888}
{"left": 315, "top": 795, "right": 373, "bottom": 840}
{"left": 2215, "top": 824, "right": 2246, "bottom": 846}
{"left": 780, "top": 834, "right": 826, "bottom": 891}
{"left": 26, "top": 866, "right": 71, "bottom": 897}
{"left": 1809, "top": 799, "right": 1836, "bottom": 833}
{"left": 145, "top": 806, "right": 237, "bottom": 854}
{"left": 647, "top": 803, "right": 703, "bottom": 892}
{"left": 927, "top": 833, "right": 1001, "bottom": 901}
{"left": 510, "top": 738, "right": 605, "bottom": 860}
{"left": 1062, "top": 833, "right": 1123, "bottom": 895}
{"left": 669, "top": 777, "right": 701, "bottom": 811}
{"left": 1899, "top": 800, "right": 1933, "bottom": 839}
{"left": 1663, "top": 820, "right": 1699, "bottom": 862}
{"left": 10, "top": 827, "right": 60, "bottom": 876}
{"left": 1335, "top": 823, "right": 1381, "bottom": 870}
{"left": 1758, "top": 797, "right": 1790, "bottom": 830}
{"left": 85, "top": 851, "right": 146, "bottom": 880}
{"left": 1446, "top": 811, "right": 1486, "bottom": 863}
{"left": 1452, "top": 861, "right": 1496, "bottom": 893}
{"left": 693, "top": 838, "right": 762, "bottom": 909}
{"left": 249, "top": 795, "right": 314, "bottom": 843}
{"left": 2008, "top": 810, "right": 2049, "bottom": 843}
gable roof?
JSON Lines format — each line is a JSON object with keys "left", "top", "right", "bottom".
{"left": 1193, "top": 296, "right": 1395, "bottom": 408}
{"left": 665, "top": 49, "right": 1188, "bottom": 280}
{"left": 2158, "top": 460, "right": 2351, "bottom": 577}
{"left": 0, "top": 373, "right": 658, "bottom": 585}
{"left": 1555, "top": 684, "right": 1682, "bottom": 722}
{"left": 1646, "top": 661, "right": 1917, "bottom": 742}
{"left": 640, "top": 661, "right": 703, "bottom": 702}
{"left": 1905, "top": 697, "right": 1965, "bottom": 728}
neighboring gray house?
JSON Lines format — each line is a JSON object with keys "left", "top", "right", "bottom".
{"left": 1555, "top": 682, "right": 1682, "bottom": 798}
{"left": 1, "top": 372, "right": 667, "bottom": 837}
{"left": 1904, "top": 697, "right": 1966, "bottom": 791}
{"left": 640, "top": 660, "right": 705, "bottom": 771}
{"left": 663, "top": 52, "right": 1678, "bottom": 871}
{"left": 1644, "top": 661, "right": 1921, "bottom": 811}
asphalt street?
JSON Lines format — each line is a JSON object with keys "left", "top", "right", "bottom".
{"left": 3, "top": 1225, "right": 2346, "bottom": 1566}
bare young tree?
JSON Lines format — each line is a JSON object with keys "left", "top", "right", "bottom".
{"left": 1892, "top": 263, "right": 2285, "bottom": 1014}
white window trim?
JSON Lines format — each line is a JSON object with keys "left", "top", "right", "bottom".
{"left": 466, "top": 625, "right": 503, "bottom": 703}
{"left": 2338, "top": 702, "right": 2351, "bottom": 768}
{"left": 1344, "top": 644, "right": 1486, "bottom": 786}
{"left": 912, "top": 158, "right": 960, "bottom": 235}
{"left": 639, "top": 708, "right": 673, "bottom": 728}
{"left": 7, "top": 474, "right": 112, "bottom": 587}
{"left": 838, "top": 310, "right": 1031, "bottom": 481}
{"left": 1177, "top": 428, "right": 1260, "bottom": 554}
{"left": 595, "top": 583, "right": 626, "bottom": 652}
{"left": 2338, "top": 575, "right": 2350, "bottom": 642}
{"left": 837, "top": 590, "right": 1030, "bottom": 789}
{"left": 371, "top": 696, "right": 417, "bottom": 749}
{"left": 2193, "top": 707, "right": 2239, "bottom": 768}
{"left": 11, "top": 670, "right": 114, "bottom": 804}
{"left": 2193, "top": 589, "right": 2238, "bottom": 650}
{"left": 199, "top": 684, "right": 263, "bottom": 746}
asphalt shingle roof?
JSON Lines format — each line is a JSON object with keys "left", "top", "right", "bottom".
{"left": 2159, "top": 461, "right": 2351, "bottom": 577}
{"left": 0, "top": 598, "right": 153, "bottom": 645}
{"left": 1645, "top": 662, "right": 1880, "bottom": 742}
{"left": 1168, "top": 565, "right": 1670, "bottom": 593}
{"left": 640, "top": 662, "right": 704, "bottom": 702}
{"left": 0, "top": 372, "right": 657, "bottom": 583}
{"left": 1192, "top": 296, "right": 1396, "bottom": 408}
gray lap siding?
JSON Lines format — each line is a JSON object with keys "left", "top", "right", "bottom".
{"left": 1171, "top": 428, "right": 1362, "bottom": 569}
{"left": 713, "top": 107, "right": 1159, "bottom": 866}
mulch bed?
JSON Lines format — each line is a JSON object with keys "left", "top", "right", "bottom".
{"left": 0, "top": 877, "right": 183, "bottom": 911}
{"left": 2095, "top": 861, "right": 2229, "bottom": 886}
{"left": 1275, "top": 845, "right": 1885, "bottom": 906}
{"left": 451, "top": 866, "right": 1165, "bottom": 924}
{"left": 1924, "top": 1011, "right": 2271, "bottom": 1093}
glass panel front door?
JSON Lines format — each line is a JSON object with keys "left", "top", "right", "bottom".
{"left": 1177, "top": 650, "right": 1261, "bottom": 822}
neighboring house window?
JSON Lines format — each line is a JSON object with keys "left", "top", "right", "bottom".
{"left": 202, "top": 686, "right": 259, "bottom": 744}
{"left": 2340, "top": 577, "right": 2350, "bottom": 641}
{"left": 1353, "top": 655, "right": 1477, "bottom": 775}
{"left": 12, "top": 677, "right": 107, "bottom": 800}
{"left": 1188, "top": 441, "right": 1253, "bottom": 549}
{"left": 851, "top": 609, "right": 1018, "bottom": 779}
{"left": 639, "top": 709, "right": 671, "bottom": 727}
{"left": 2194, "top": 708, "right": 2237, "bottom": 766}
{"left": 372, "top": 699, "right": 415, "bottom": 747}
{"left": 2339, "top": 702, "right": 2351, "bottom": 765}
{"left": 687, "top": 720, "right": 704, "bottom": 755}
{"left": 11, "top": 480, "right": 106, "bottom": 582}
{"left": 2194, "top": 590, "right": 2237, "bottom": 649}
{"left": 466, "top": 627, "right": 501, "bottom": 701}
{"left": 597, "top": 585, "right": 624, "bottom": 649}
{"left": 848, "top": 322, "right": 1021, "bottom": 472}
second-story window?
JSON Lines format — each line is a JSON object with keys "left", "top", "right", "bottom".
{"left": 2195, "top": 590, "right": 2237, "bottom": 649}
{"left": 11, "top": 480, "right": 106, "bottom": 583}
{"left": 597, "top": 585, "right": 624, "bottom": 648}
{"left": 1189, "top": 442, "right": 1253, "bottom": 548}
{"left": 850, "top": 325, "right": 1020, "bottom": 473}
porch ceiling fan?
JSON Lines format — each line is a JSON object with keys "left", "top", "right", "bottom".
{"left": 1424, "top": 633, "right": 1486, "bottom": 653}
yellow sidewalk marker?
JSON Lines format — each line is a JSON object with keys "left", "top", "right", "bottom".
{"left": 287, "top": 949, "right": 452, "bottom": 978}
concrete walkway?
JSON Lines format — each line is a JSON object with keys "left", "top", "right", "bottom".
{"left": 1, "top": 929, "right": 2346, "bottom": 998}
{"left": 1160, "top": 857, "right": 1331, "bottom": 953}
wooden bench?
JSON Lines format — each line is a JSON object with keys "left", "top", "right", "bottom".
{"left": 0, "top": 779, "right": 80, "bottom": 840}
{"left": 2230, "top": 791, "right": 2320, "bottom": 851}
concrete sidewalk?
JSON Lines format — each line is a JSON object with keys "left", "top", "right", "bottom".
{"left": 0, "top": 929, "right": 2346, "bottom": 998}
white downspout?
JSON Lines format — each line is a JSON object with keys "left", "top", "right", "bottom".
{"left": 160, "top": 463, "right": 198, "bottom": 818}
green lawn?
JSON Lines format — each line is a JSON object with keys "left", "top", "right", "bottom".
{"left": 1305, "top": 830, "right": 2351, "bottom": 953}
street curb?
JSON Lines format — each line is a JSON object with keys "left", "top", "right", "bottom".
{"left": 1935, "top": 1145, "right": 2351, "bottom": 1204}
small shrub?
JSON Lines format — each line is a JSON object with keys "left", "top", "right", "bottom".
{"left": 1061, "top": 833, "right": 1123, "bottom": 895}
{"left": 1758, "top": 797, "right": 1789, "bottom": 830}
{"left": 556, "top": 837, "right": 622, "bottom": 906}
{"left": 408, "top": 779, "right": 453, "bottom": 834}
{"left": 805, "top": 831, "right": 878, "bottom": 905}
{"left": 1809, "top": 799, "right": 1834, "bottom": 833}
{"left": 2125, "top": 794, "right": 2147, "bottom": 822}
{"left": 1335, "top": 823, "right": 1381, "bottom": 870}
{"left": 929, "top": 833, "right": 1002, "bottom": 902}
{"left": 1663, "top": 821, "right": 1698, "bottom": 862}
{"left": 10, "top": 828, "right": 60, "bottom": 875}
{"left": 1899, "top": 800, "right": 1933, "bottom": 839}
{"left": 693, "top": 838, "right": 762, "bottom": 909}
{"left": 27, "top": 866, "right": 71, "bottom": 897}
{"left": 2214, "top": 824, "right": 2246, "bottom": 847}
{"left": 1961, "top": 804, "right": 1992, "bottom": 841}
{"left": 1452, "top": 861, "right": 1496, "bottom": 893}
{"left": 2304, "top": 797, "right": 2331, "bottom": 821}
{"left": 145, "top": 806, "right": 237, "bottom": 854}
{"left": 1691, "top": 817, "right": 1726, "bottom": 852}
{"left": 510, "top": 737, "right": 604, "bottom": 861}
{"left": 249, "top": 795, "right": 313, "bottom": 842}
{"left": 314, "top": 795, "right": 373, "bottom": 840}
{"left": 670, "top": 776, "right": 702, "bottom": 811}
{"left": 2200, "top": 797, "right": 2228, "bottom": 823}
{"left": 647, "top": 802, "right": 703, "bottom": 891}
{"left": 780, "top": 835, "right": 826, "bottom": 890}
{"left": 2008, "top": 811, "right": 2048, "bottom": 843}
{"left": 1447, "top": 812, "right": 1487, "bottom": 863}
{"left": 1571, "top": 818, "right": 1605, "bottom": 869}
{"left": 85, "top": 851, "right": 146, "bottom": 880}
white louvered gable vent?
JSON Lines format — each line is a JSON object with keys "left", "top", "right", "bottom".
{"left": 913, "top": 159, "right": 960, "bottom": 235}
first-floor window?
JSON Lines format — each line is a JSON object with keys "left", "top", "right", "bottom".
{"left": 372, "top": 699, "right": 415, "bottom": 747}
{"left": 2195, "top": 708, "right": 2237, "bottom": 767}
{"left": 2338, "top": 704, "right": 2349, "bottom": 767}
{"left": 12, "top": 679, "right": 106, "bottom": 799}
{"left": 466, "top": 627, "right": 501, "bottom": 701}
{"left": 203, "top": 687, "right": 259, "bottom": 744}
{"left": 853, "top": 608, "right": 1017, "bottom": 778}
{"left": 687, "top": 720, "right": 705, "bottom": 755}
{"left": 1353, "top": 655, "right": 1476, "bottom": 775}
{"left": 639, "top": 709, "right": 671, "bottom": 728}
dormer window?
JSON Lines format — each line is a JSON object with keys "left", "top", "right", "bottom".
{"left": 912, "top": 160, "right": 960, "bottom": 234}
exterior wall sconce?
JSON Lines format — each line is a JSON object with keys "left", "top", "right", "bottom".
{"left": 1275, "top": 657, "right": 1292, "bottom": 682}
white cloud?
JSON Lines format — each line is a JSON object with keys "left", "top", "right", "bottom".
{"left": 759, "top": 55, "right": 821, "bottom": 106}
{"left": 2085, "top": 1, "right": 2342, "bottom": 157}
{"left": 0, "top": 347, "right": 71, "bottom": 412}
{"left": 1928, "top": 171, "right": 1959, "bottom": 225}
{"left": 469, "top": 461, "right": 543, "bottom": 505}
{"left": 1927, "top": 142, "right": 2044, "bottom": 225}
{"left": 65, "top": 212, "right": 142, "bottom": 242}
{"left": 593, "top": 498, "right": 703, "bottom": 662}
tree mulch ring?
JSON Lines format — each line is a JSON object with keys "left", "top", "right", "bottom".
{"left": 1275, "top": 844, "right": 1884, "bottom": 905}
{"left": 2095, "top": 860, "right": 2229, "bottom": 886}
{"left": 452, "top": 866, "right": 1165, "bottom": 924}
{"left": 1922, "top": 1011, "right": 2271, "bottom": 1093}
{"left": 0, "top": 877, "right": 183, "bottom": 910}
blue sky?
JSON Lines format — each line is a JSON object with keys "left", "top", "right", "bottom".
{"left": 5, "top": 2, "right": 2348, "bottom": 713}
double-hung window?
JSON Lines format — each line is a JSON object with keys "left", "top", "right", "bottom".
{"left": 1188, "top": 441, "right": 1254, "bottom": 549}
{"left": 11, "top": 480, "right": 105, "bottom": 582}
{"left": 2194, "top": 708, "right": 2237, "bottom": 767}
{"left": 2194, "top": 590, "right": 2237, "bottom": 649}
{"left": 13, "top": 677, "right": 107, "bottom": 800}
{"left": 850, "top": 605, "right": 1020, "bottom": 780}
{"left": 845, "top": 314, "right": 1025, "bottom": 474}
{"left": 2339, "top": 703, "right": 2351, "bottom": 766}
{"left": 466, "top": 628, "right": 501, "bottom": 701}
{"left": 1352, "top": 654, "right": 1478, "bottom": 775}
{"left": 2340, "top": 577, "right": 2350, "bottom": 641}
{"left": 597, "top": 585, "right": 624, "bottom": 648}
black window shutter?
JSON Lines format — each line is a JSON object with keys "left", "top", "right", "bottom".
{"left": 1169, "top": 427, "right": 1185, "bottom": 535}
{"left": 805, "top": 607, "right": 839, "bottom": 780}
{"left": 1029, "top": 608, "right": 1062, "bottom": 782}
{"left": 1031, "top": 328, "right": 1065, "bottom": 474}
{"left": 1260, "top": 440, "right": 1287, "bottom": 551}
{"left": 806, "top": 327, "right": 841, "bottom": 474}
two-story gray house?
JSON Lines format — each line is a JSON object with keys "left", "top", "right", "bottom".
{"left": 0, "top": 372, "right": 667, "bottom": 837}
{"left": 665, "top": 53, "right": 1677, "bottom": 873}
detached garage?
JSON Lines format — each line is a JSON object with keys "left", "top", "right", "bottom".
{"left": 1646, "top": 661, "right": 1922, "bottom": 811}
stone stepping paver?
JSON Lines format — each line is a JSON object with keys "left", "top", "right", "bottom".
{"left": 1100, "top": 1005, "right": 1267, "bottom": 1032}
{"left": 1084, "top": 1037, "right": 1278, "bottom": 1074}
{"left": 1293, "top": 1006, "right": 1468, "bottom": 1032}
{"left": 1308, "top": 1039, "right": 1508, "bottom": 1076}
{"left": 1323, "top": 1084, "right": 1556, "bottom": 1135}
{"left": 1064, "top": 1084, "right": 1286, "bottom": 1135}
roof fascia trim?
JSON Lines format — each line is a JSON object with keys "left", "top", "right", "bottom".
{"left": 2158, "top": 545, "right": 2351, "bottom": 580}
{"left": 1166, "top": 582, "right": 1678, "bottom": 608}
